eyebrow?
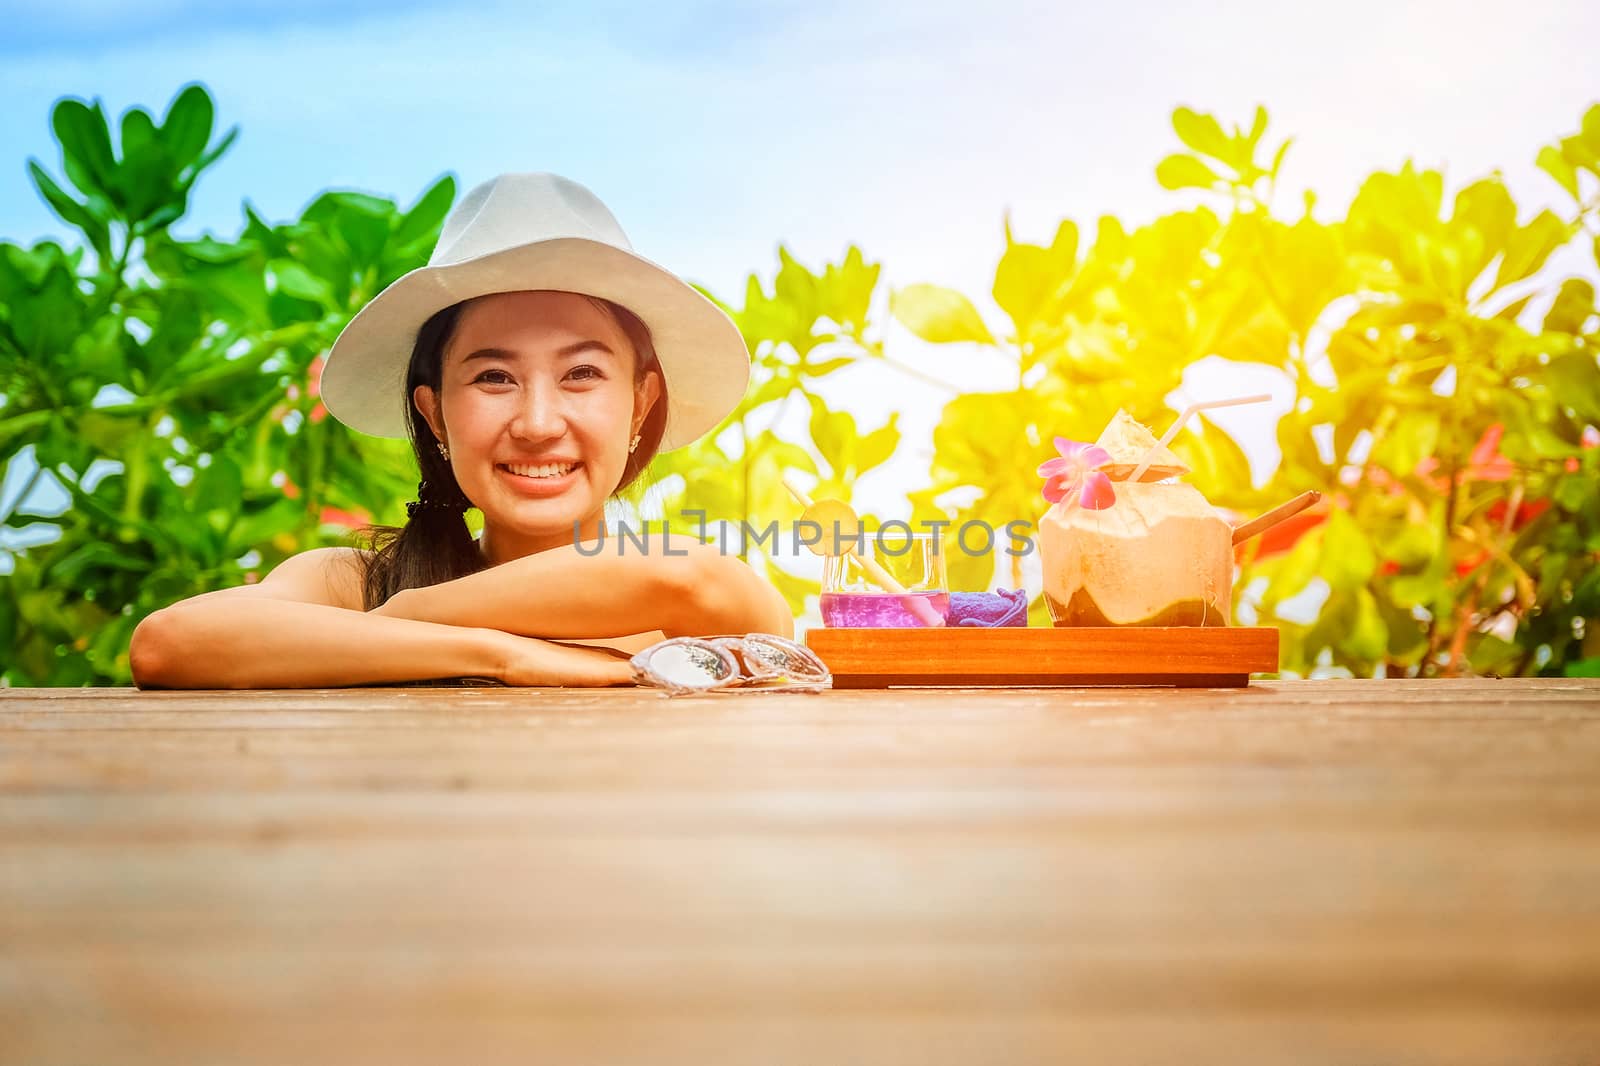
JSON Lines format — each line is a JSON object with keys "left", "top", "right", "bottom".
{"left": 459, "top": 340, "right": 616, "bottom": 364}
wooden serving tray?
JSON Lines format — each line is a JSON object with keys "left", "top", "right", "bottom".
{"left": 804, "top": 626, "right": 1279, "bottom": 688}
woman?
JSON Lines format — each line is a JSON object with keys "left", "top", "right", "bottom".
{"left": 130, "top": 173, "right": 792, "bottom": 689}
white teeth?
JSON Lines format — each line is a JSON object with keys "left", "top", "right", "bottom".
{"left": 503, "top": 462, "right": 578, "bottom": 479}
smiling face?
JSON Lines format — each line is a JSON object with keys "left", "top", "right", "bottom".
{"left": 412, "top": 290, "right": 662, "bottom": 562}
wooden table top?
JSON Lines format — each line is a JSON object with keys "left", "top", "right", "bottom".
{"left": 4, "top": 679, "right": 1599, "bottom": 1065}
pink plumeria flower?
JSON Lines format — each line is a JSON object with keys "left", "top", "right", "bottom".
{"left": 1038, "top": 437, "right": 1116, "bottom": 510}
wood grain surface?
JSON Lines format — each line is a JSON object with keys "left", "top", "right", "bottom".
{"left": 3, "top": 679, "right": 1599, "bottom": 1065}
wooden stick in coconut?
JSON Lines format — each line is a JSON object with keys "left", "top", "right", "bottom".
{"left": 1128, "top": 393, "right": 1274, "bottom": 482}
{"left": 782, "top": 475, "right": 945, "bottom": 627}
{"left": 1231, "top": 490, "right": 1322, "bottom": 546}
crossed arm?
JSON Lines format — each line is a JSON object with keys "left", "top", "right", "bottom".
{"left": 130, "top": 534, "right": 794, "bottom": 689}
{"left": 372, "top": 532, "right": 795, "bottom": 641}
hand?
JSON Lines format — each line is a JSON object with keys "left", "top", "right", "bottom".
{"left": 493, "top": 631, "right": 636, "bottom": 687}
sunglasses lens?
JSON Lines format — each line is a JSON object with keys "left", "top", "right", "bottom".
{"left": 741, "top": 636, "right": 830, "bottom": 683}
{"left": 637, "top": 641, "right": 736, "bottom": 690}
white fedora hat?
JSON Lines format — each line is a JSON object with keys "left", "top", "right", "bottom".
{"left": 320, "top": 172, "right": 751, "bottom": 451}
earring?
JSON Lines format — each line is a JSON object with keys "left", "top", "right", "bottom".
{"left": 628, "top": 433, "right": 641, "bottom": 454}
{"left": 437, "top": 442, "right": 450, "bottom": 460}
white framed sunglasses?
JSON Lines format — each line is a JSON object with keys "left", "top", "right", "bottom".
{"left": 629, "top": 633, "right": 832, "bottom": 696}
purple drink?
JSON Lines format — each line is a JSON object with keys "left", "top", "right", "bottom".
{"left": 820, "top": 591, "right": 950, "bottom": 628}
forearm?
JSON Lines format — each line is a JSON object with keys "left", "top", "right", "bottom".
{"left": 379, "top": 543, "right": 688, "bottom": 638}
{"left": 131, "top": 597, "right": 509, "bottom": 689}
{"left": 376, "top": 535, "right": 790, "bottom": 639}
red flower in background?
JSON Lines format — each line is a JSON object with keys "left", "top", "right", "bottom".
{"left": 1465, "top": 423, "right": 1516, "bottom": 481}
{"left": 1412, "top": 423, "right": 1514, "bottom": 490}
{"left": 1238, "top": 421, "right": 1597, "bottom": 573}
{"left": 1240, "top": 506, "right": 1329, "bottom": 561}
{"left": 319, "top": 506, "right": 371, "bottom": 530}
{"left": 278, "top": 473, "right": 369, "bottom": 529}
{"left": 1485, "top": 497, "right": 1550, "bottom": 529}
{"left": 308, "top": 354, "right": 329, "bottom": 423}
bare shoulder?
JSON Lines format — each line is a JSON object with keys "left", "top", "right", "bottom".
{"left": 186, "top": 546, "right": 376, "bottom": 612}
{"left": 658, "top": 531, "right": 722, "bottom": 557}
{"left": 295, "top": 546, "right": 375, "bottom": 611}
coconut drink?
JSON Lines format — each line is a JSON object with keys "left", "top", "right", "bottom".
{"left": 1037, "top": 409, "right": 1237, "bottom": 627}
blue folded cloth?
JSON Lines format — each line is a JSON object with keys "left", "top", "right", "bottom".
{"left": 947, "top": 587, "right": 1029, "bottom": 627}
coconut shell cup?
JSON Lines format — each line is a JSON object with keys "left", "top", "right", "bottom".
{"left": 1041, "top": 411, "right": 1230, "bottom": 627}
{"left": 1040, "top": 480, "right": 1233, "bottom": 627}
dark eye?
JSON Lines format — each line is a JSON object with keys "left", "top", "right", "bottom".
{"left": 567, "top": 364, "right": 603, "bottom": 382}
{"left": 473, "top": 369, "right": 513, "bottom": 385}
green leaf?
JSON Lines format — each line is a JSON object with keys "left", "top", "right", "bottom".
{"left": 1173, "top": 413, "right": 1257, "bottom": 510}
{"left": 889, "top": 283, "right": 995, "bottom": 345}
{"left": 305, "top": 191, "right": 395, "bottom": 272}
{"left": 1453, "top": 179, "right": 1516, "bottom": 283}
{"left": 120, "top": 108, "right": 158, "bottom": 157}
{"left": 393, "top": 174, "right": 456, "bottom": 250}
{"left": 1554, "top": 474, "right": 1595, "bottom": 513}
{"left": 45, "top": 542, "right": 149, "bottom": 586}
{"left": 1171, "top": 108, "right": 1231, "bottom": 161}
{"left": 270, "top": 261, "right": 334, "bottom": 305}
{"left": 800, "top": 355, "right": 854, "bottom": 379}
{"left": 771, "top": 245, "right": 819, "bottom": 328}
{"left": 1247, "top": 105, "right": 1268, "bottom": 147}
{"left": 1156, "top": 153, "right": 1221, "bottom": 191}
{"left": 1258, "top": 518, "right": 1324, "bottom": 609}
{"left": 225, "top": 496, "right": 303, "bottom": 557}
{"left": 1371, "top": 410, "right": 1441, "bottom": 474}
{"left": 194, "top": 126, "right": 239, "bottom": 174}
{"left": 1536, "top": 144, "right": 1580, "bottom": 201}
{"left": 1270, "top": 138, "right": 1293, "bottom": 180}
{"left": 27, "top": 160, "right": 110, "bottom": 258}
{"left": 816, "top": 245, "right": 881, "bottom": 335}
{"left": 0, "top": 409, "right": 55, "bottom": 453}
{"left": 51, "top": 97, "right": 117, "bottom": 201}
{"left": 1543, "top": 278, "right": 1595, "bottom": 335}
{"left": 1321, "top": 507, "right": 1377, "bottom": 589}
{"left": 175, "top": 235, "right": 256, "bottom": 266}
{"left": 807, "top": 393, "right": 857, "bottom": 480}
{"left": 1544, "top": 351, "right": 1600, "bottom": 422}
{"left": 1494, "top": 210, "right": 1570, "bottom": 289}
{"left": 0, "top": 241, "right": 89, "bottom": 361}
{"left": 992, "top": 219, "right": 1077, "bottom": 340}
{"left": 1346, "top": 587, "right": 1388, "bottom": 663}
{"left": 856, "top": 414, "right": 900, "bottom": 475}
{"left": 1583, "top": 104, "right": 1600, "bottom": 152}
{"left": 161, "top": 84, "right": 214, "bottom": 167}
{"left": 77, "top": 410, "right": 142, "bottom": 453}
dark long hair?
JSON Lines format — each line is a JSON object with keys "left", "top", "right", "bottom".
{"left": 354, "top": 293, "right": 670, "bottom": 611}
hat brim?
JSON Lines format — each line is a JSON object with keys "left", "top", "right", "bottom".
{"left": 319, "top": 238, "right": 751, "bottom": 452}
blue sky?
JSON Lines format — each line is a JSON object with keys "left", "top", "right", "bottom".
{"left": 2, "top": 0, "right": 1597, "bottom": 573}
{"left": 6, "top": 0, "right": 1595, "bottom": 303}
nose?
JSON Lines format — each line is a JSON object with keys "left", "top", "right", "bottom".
{"left": 508, "top": 377, "right": 569, "bottom": 442}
